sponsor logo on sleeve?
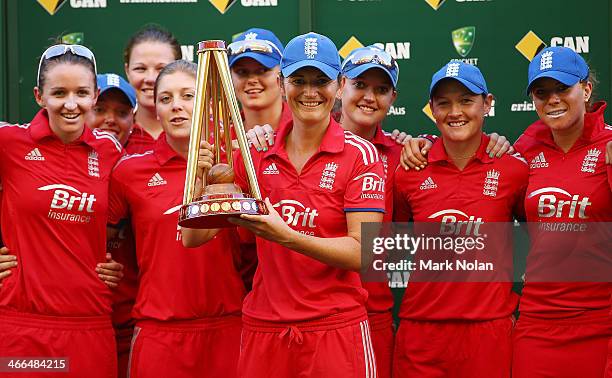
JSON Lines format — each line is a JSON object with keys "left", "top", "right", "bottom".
{"left": 354, "top": 172, "right": 385, "bottom": 200}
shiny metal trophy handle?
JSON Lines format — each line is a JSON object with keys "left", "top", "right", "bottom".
{"left": 179, "top": 40, "right": 268, "bottom": 229}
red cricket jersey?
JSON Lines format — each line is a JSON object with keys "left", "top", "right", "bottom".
{"left": 125, "top": 123, "right": 156, "bottom": 155}
{"left": 394, "top": 134, "right": 528, "bottom": 320}
{"left": 363, "top": 125, "right": 403, "bottom": 314}
{"left": 108, "top": 134, "right": 245, "bottom": 321}
{"left": 233, "top": 116, "right": 386, "bottom": 322}
{"left": 514, "top": 101, "right": 612, "bottom": 319}
{"left": 0, "top": 110, "right": 123, "bottom": 316}
{"left": 108, "top": 129, "right": 158, "bottom": 329}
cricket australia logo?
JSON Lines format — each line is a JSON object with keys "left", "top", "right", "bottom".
{"left": 483, "top": 169, "right": 500, "bottom": 197}
{"left": 445, "top": 62, "right": 460, "bottom": 77}
{"left": 88, "top": 150, "right": 100, "bottom": 178}
{"left": 580, "top": 148, "right": 600, "bottom": 173}
{"left": 452, "top": 26, "right": 476, "bottom": 57}
{"left": 304, "top": 38, "right": 318, "bottom": 59}
{"left": 540, "top": 51, "right": 553, "bottom": 70}
{"left": 319, "top": 162, "right": 338, "bottom": 190}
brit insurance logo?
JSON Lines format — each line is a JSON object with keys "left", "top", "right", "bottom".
{"left": 209, "top": 0, "right": 276, "bottom": 14}
{"left": 38, "top": 184, "right": 97, "bottom": 224}
{"left": 273, "top": 200, "right": 318, "bottom": 235}
{"left": 37, "top": 0, "right": 106, "bottom": 15}
{"left": 515, "top": 31, "right": 590, "bottom": 61}
{"left": 428, "top": 209, "right": 485, "bottom": 236}
{"left": 528, "top": 187, "right": 591, "bottom": 219}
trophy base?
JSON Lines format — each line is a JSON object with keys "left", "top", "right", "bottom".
{"left": 178, "top": 193, "right": 268, "bottom": 229}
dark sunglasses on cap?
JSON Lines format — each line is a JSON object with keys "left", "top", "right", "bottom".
{"left": 37, "top": 44, "right": 97, "bottom": 87}
{"left": 227, "top": 39, "right": 282, "bottom": 57}
{"left": 341, "top": 48, "right": 398, "bottom": 71}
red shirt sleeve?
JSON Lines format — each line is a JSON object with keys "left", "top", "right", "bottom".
{"left": 392, "top": 167, "right": 412, "bottom": 222}
{"left": 108, "top": 167, "right": 129, "bottom": 226}
{"left": 344, "top": 157, "right": 385, "bottom": 213}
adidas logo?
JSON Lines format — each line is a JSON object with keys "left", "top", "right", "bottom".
{"left": 419, "top": 176, "right": 437, "bottom": 190}
{"left": 263, "top": 162, "right": 279, "bottom": 175}
{"left": 148, "top": 173, "right": 167, "bottom": 187}
{"left": 530, "top": 152, "right": 549, "bottom": 169}
{"left": 25, "top": 148, "right": 45, "bottom": 161}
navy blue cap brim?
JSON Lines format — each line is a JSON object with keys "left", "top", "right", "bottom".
{"left": 281, "top": 60, "right": 340, "bottom": 80}
{"left": 229, "top": 52, "right": 280, "bottom": 69}
{"left": 344, "top": 64, "right": 397, "bottom": 88}
{"left": 99, "top": 86, "right": 136, "bottom": 108}
{"left": 430, "top": 77, "right": 486, "bottom": 98}
{"left": 526, "top": 70, "right": 583, "bottom": 96}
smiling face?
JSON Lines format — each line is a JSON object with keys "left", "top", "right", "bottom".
{"left": 430, "top": 79, "right": 492, "bottom": 144}
{"left": 155, "top": 71, "right": 196, "bottom": 142}
{"left": 530, "top": 77, "right": 591, "bottom": 133}
{"left": 86, "top": 89, "right": 134, "bottom": 145}
{"left": 34, "top": 62, "right": 98, "bottom": 143}
{"left": 125, "top": 41, "right": 176, "bottom": 112}
{"left": 231, "top": 58, "right": 281, "bottom": 111}
{"left": 339, "top": 68, "right": 396, "bottom": 129}
{"left": 281, "top": 66, "right": 339, "bottom": 128}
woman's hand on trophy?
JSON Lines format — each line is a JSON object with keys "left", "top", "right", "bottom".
{"left": 96, "top": 253, "right": 124, "bottom": 289}
{"left": 198, "top": 140, "right": 215, "bottom": 171}
{"left": 229, "top": 198, "right": 293, "bottom": 243}
{"left": 194, "top": 140, "right": 215, "bottom": 197}
{"left": 0, "top": 247, "right": 17, "bottom": 287}
{"left": 486, "top": 132, "right": 514, "bottom": 158}
{"left": 246, "top": 124, "right": 274, "bottom": 152}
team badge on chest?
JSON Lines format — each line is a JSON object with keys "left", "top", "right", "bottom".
{"left": 88, "top": 150, "right": 100, "bottom": 178}
{"left": 319, "top": 162, "right": 338, "bottom": 190}
{"left": 483, "top": 169, "right": 500, "bottom": 197}
{"left": 580, "top": 148, "right": 600, "bottom": 173}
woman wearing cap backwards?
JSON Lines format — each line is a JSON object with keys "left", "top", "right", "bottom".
{"left": 393, "top": 61, "right": 528, "bottom": 378}
{"left": 0, "top": 44, "right": 123, "bottom": 377}
{"left": 108, "top": 60, "right": 246, "bottom": 378}
{"left": 512, "top": 46, "right": 612, "bottom": 378}
{"left": 183, "top": 32, "right": 385, "bottom": 377}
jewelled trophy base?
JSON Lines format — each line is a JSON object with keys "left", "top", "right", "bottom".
{"left": 178, "top": 193, "right": 268, "bottom": 229}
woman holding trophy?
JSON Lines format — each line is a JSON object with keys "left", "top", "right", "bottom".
{"left": 183, "top": 32, "right": 385, "bottom": 377}
{"left": 108, "top": 60, "right": 246, "bottom": 378}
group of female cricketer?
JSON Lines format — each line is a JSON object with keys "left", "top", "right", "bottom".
{"left": 0, "top": 23, "right": 610, "bottom": 378}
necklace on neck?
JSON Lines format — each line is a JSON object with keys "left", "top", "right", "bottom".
{"left": 449, "top": 152, "right": 476, "bottom": 160}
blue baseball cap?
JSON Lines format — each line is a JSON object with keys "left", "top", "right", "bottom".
{"left": 526, "top": 46, "right": 589, "bottom": 95}
{"left": 429, "top": 61, "right": 488, "bottom": 97}
{"left": 228, "top": 28, "right": 284, "bottom": 69}
{"left": 341, "top": 45, "right": 399, "bottom": 88}
{"left": 280, "top": 32, "right": 341, "bottom": 80}
{"left": 97, "top": 73, "right": 136, "bottom": 107}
